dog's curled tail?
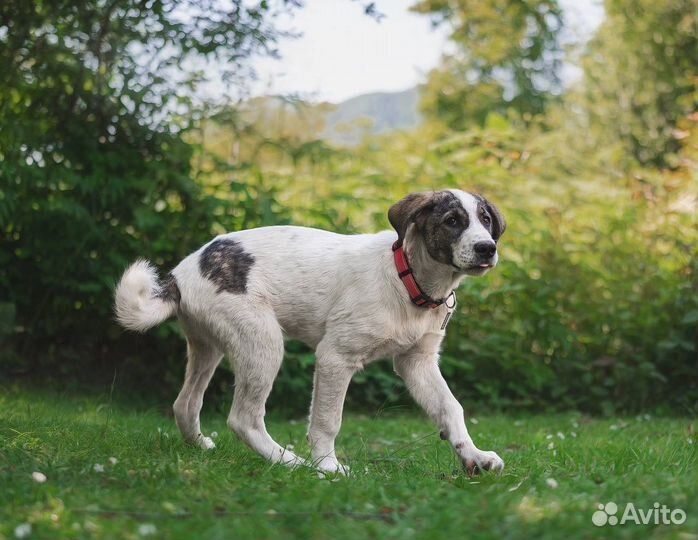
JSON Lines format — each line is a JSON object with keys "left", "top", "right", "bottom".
{"left": 114, "top": 259, "right": 180, "bottom": 332}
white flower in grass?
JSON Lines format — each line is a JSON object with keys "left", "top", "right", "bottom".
{"left": 138, "top": 523, "right": 157, "bottom": 536}
{"left": 546, "top": 434, "right": 553, "bottom": 439}
{"left": 470, "top": 418, "right": 479, "bottom": 424}
{"left": 31, "top": 471, "right": 47, "bottom": 483}
{"left": 93, "top": 463, "right": 105, "bottom": 473}
{"left": 547, "top": 442, "right": 555, "bottom": 450}
{"left": 108, "top": 457, "right": 118, "bottom": 465}
{"left": 556, "top": 432, "right": 565, "bottom": 440}
{"left": 210, "top": 431, "right": 218, "bottom": 439}
{"left": 546, "top": 478, "right": 559, "bottom": 489}
{"left": 571, "top": 431, "right": 577, "bottom": 438}
{"left": 14, "top": 523, "right": 32, "bottom": 538}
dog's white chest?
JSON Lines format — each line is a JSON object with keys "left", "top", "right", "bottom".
{"left": 356, "top": 308, "right": 448, "bottom": 362}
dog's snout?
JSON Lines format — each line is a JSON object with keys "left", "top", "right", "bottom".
{"left": 474, "top": 241, "right": 497, "bottom": 258}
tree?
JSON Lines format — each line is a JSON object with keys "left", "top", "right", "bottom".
{"left": 0, "top": 0, "right": 299, "bottom": 376}
{"left": 412, "top": 0, "right": 564, "bottom": 129}
{"left": 578, "top": 0, "right": 698, "bottom": 168}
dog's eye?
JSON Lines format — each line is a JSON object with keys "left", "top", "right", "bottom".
{"left": 481, "top": 213, "right": 491, "bottom": 225}
{"left": 444, "top": 216, "right": 458, "bottom": 227}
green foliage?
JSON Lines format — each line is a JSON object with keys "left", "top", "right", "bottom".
{"left": 577, "top": 0, "right": 698, "bottom": 168}
{"left": 413, "top": 0, "right": 564, "bottom": 128}
{"left": 0, "top": 0, "right": 296, "bottom": 385}
{"left": 248, "top": 115, "right": 698, "bottom": 415}
{"left": 1, "top": 0, "right": 696, "bottom": 415}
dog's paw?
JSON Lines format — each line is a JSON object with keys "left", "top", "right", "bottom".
{"left": 196, "top": 435, "right": 216, "bottom": 450}
{"left": 461, "top": 450, "right": 504, "bottom": 476}
{"left": 315, "top": 458, "right": 351, "bottom": 477}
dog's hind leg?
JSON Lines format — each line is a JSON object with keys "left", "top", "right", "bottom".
{"left": 225, "top": 309, "right": 306, "bottom": 468}
{"left": 173, "top": 337, "right": 223, "bottom": 450}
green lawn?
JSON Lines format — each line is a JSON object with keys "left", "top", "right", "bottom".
{"left": 1, "top": 386, "right": 696, "bottom": 540}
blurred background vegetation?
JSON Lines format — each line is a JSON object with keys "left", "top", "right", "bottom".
{"left": 1, "top": 0, "right": 696, "bottom": 415}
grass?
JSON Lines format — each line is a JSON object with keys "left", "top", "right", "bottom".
{"left": 0, "top": 386, "right": 696, "bottom": 540}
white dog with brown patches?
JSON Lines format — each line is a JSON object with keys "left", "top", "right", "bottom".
{"left": 115, "top": 189, "right": 507, "bottom": 475}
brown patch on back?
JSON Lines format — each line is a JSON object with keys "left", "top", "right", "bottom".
{"left": 199, "top": 238, "right": 255, "bottom": 294}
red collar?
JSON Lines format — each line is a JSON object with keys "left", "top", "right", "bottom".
{"left": 392, "top": 240, "right": 455, "bottom": 309}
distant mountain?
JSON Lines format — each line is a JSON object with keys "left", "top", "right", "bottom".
{"left": 321, "top": 87, "right": 421, "bottom": 145}
{"left": 225, "top": 88, "right": 422, "bottom": 148}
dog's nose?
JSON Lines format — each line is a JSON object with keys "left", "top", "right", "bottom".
{"left": 474, "top": 241, "right": 497, "bottom": 258}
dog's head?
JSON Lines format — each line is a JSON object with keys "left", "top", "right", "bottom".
{"left": 388, "top": 190, "right": 506, "bottom": 276}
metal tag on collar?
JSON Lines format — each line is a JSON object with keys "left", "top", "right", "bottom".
{"left": 440, "top": 291, "right": 457, "bottom": 330}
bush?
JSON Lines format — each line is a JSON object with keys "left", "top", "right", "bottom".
{"left": 2, "top": 0, "right": 695, "bottom": 416}
{"left": 253, "top": 118, "right": 698, "bottom": 415}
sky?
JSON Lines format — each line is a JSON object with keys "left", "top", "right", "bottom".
{"left": 248, "top": 0, "right": 606, "bottom": 104}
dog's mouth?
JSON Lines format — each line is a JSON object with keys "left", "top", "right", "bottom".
{"left": 463, "top": 262, "right": 494, "bottom": 270}
{"left": 459, "top": 262, "right": 495, "bottom": 274}
{"left": 454, "top": 250, "right": 497, "bottom": 273}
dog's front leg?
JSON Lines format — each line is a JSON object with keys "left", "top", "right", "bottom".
{"left": 394, "top": 347, "right": 504, "bottom": 475}
{"left": 307, "top": 342, "right": 359, "bottom": 474}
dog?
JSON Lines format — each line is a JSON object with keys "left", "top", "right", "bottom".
{"left": 114, "top": 189, "right": 506, "bottom": 475}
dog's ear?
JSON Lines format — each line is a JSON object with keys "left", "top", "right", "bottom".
{"left": 388, "top": 192, "right": 436, "bottom": 242}
{"left": 483, "top": 198, "right": 506, "bottom": 241}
